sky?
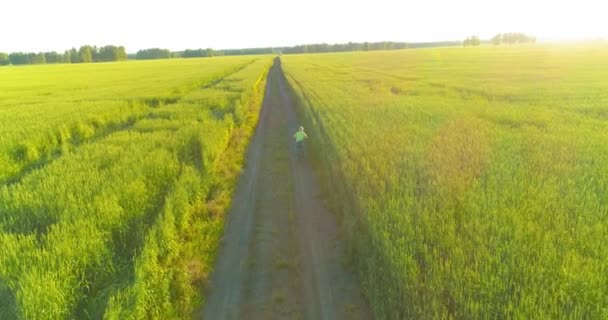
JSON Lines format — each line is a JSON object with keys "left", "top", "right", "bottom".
{"left": 1, "top": 0, "right": 607, "bottom": 53}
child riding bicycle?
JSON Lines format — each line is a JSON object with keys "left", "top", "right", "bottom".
{"left": 293, "top": 126, "right": 308, "bottom": 153}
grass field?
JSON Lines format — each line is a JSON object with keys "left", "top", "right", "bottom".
{"left": 281, "top": 44, "right": 608, "bottom": 319}
{"left": 0, "top": 56, "right": 272, "bottom": 319}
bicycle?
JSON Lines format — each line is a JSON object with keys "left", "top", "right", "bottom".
{"left": 295, "top": 140, "right": 304, "bottom": 158}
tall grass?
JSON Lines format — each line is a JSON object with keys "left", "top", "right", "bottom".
{"left": 282, "top": 44, "right": 608, "bottom": 319}
{"left": 0, "top": 57, "right": 272, "bottom": 319}
{"left": 0, "top": 57, "right": 256, "bottom": 183}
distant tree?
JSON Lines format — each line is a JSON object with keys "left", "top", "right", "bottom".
{"left": 183, "top": 49, "right": 205, "bottom": 58}
{"left": 91, "top": 46, "right": 99, "bottom": 61}
{"left": 471, "top": 35, "right": 481, "bottom": 46}
{"left": 491, "top": 34, "right": 502, "bottom": 45}
{"left": 2, "top": 45, "right": 127, "bottom": 65}
{"left": 69, "top": 48, "right": 79, "bottom": 63}
{"left": 44, "top": 51, "right": 63, "bottom": 63}
{"left": 0, "top": 52, "right": 9, "bottom": 65}
{"left": 220, "top": 47, "right": 274, "bottom": 56}
{"left": 279, "top": 41, "right": 460, "bottom": 54}
{"left": 215, "top": 41, "right": 457, "bottom": 56}
{"left": 313, "top": 43, "right": 329, "bottom": 52}
{"left": 79, "top": 45, "right": 93, "bottom": 63}
{"left": 96, "top": 45, "right": 127, "bottom": 62}
{"left": 63, "top": 50, "right": 71, "bottom": 63}
{"left": 518, "top": 33, "right": 536, "bottom": 44}
{"left": 28, "top": 52, "right": 46, "bottom": 64}
{"left": 494, "top": 32, "right": 536, "bottom": 45}
{"left": 96, "top": 46, "right": 111, "bottom": 61}
{"left": 281, "top": 41, "right": 418, "bottom": 54}
{"left": 135, "top": 48, "right": 171, "bottom": 60}
{"left": 182, "top": 48, "right": 216, "bottom": 57}
{"left": 9, "top": 52, "right": 30, "bottom": 65}
{"left": 463, "top": 36, "right": 480, "bottom": 47}
{"left": 117, "top": 46, "right": 127, "bottom": 60}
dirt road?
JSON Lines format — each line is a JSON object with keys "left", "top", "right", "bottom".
{"left": 200, "top": 60, "right": 370, "bottom": 320}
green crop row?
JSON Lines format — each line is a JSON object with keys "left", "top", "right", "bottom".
{"left": 281, "top": 44, "right": 608, "bottom": 319}
{"left": 0, "top": 57, "right": 272, "bottom": 319}
{"left": 0, "top": 57, "right": 257, "bottom": 183}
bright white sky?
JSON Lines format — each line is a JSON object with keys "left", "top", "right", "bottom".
{"left": 1, "top": 0, "right": 607, "bottom": 53}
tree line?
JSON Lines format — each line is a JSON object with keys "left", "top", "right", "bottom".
{"left": 282, "top": 42, "right": 406, "bottom": 54}
{"left": 221, "top": 47, "right": 277, "bottom": 56}
{"left": 135, "top": 48, "right": 217, "bottom": 60}
{"left": 135, "top": 48, "right": 172, "bottom": 60}
{"left": 133, "top": 41, "right": 464, "bottom": 60}
{"left": 134, "top": 47, "right": 278, "bottom": 60}
{"left": 463, "top": 33, "right": 536, "bottom": 46}
{"left": 463, "top": 36, "right": 482, "bottom": 46}
{"left": 281, "top": 41, "right": 462, "bottom": 54}
{"left": 2, "top": 35, "right": 537, "bottom": 65}
{"left": 0, "top": 45, "right": 127, "bottom": 66}
{"left": 491, "top": 33, "right": 536, "bottom": 45}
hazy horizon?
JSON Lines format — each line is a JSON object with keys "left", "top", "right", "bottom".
{"left": 2, "top": 0, "right": 607, "bottom": 53}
